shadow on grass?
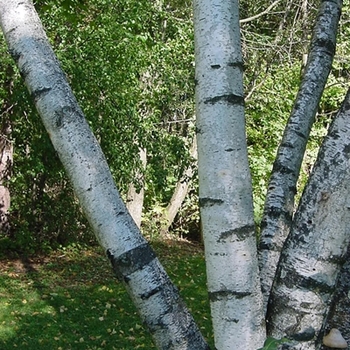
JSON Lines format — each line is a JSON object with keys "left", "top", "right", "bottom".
{"left": 0, "top": 240, "right": 213, "bottom": 349}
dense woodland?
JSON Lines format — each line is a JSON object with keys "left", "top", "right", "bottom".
{"left": 1, "top": 0, "right": 347, "bottom": 253}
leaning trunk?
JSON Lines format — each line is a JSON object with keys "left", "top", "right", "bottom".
{"left": 162, "top": 137, "right": 197, "bottom": 234}
{"left": 267, "top": 88, "right": 350, "bottom": 350}
{"left": 0, "top": 1, "right": 209, "bottom": 349}
{"left": 258, "top": 0, "right": 342, "bottom": 311}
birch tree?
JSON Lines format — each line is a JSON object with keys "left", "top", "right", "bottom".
{"left": 0, "top": 1, "right": 209, "bottom": 349}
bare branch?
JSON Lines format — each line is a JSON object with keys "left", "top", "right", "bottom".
{"left": 240, "top": 0, "right": 282, "bottom": 24}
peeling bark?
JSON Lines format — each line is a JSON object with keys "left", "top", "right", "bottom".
{"left": 0, "top": 64, "right": 14, "bottom": 234}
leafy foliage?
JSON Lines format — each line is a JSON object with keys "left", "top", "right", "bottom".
{"left": 1, "top": 0, "right": 349, "bottom": 251}
{"left": 1, "top": 0, "right": 196, "bottom": 251}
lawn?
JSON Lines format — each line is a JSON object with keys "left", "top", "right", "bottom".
{"left": 0, "top": 239, "right": 213, "bottom": 349}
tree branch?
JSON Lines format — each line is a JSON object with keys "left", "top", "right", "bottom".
{"left": 240, "top": 0, "right": 282, "bottom": 24}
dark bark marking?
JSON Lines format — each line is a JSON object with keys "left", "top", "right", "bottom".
{"left": 106, "top": 243, "right": 156, "bottom": 283}
{"left": 280, "top": 142, "right": 294, "bottom": 149}
{"left": 199, "top": 197, "right": 224, "bottom": 207}
{"left": 289, "top": 327, "right": 316, "bottom": 341}
{"left": 313, "top": 38, "right": 336, "bottom": 56}
{"left": 265, "top": 206, "right": 293, "bottom": 221}
{"left": 141, "top": 278, "right": 179, "bottom": 304}
{"left": 9, "top": 48, "right": 20, "bottom": 62}
{"left": 225, "top": 148, "right": 234, "bottom": 152}
{"left": 260, "top": 206, "right": 293, "bottom": 232}
{"left": 141, "top": 285, "right": 162, "bottom": 300}
{"left": 53, "top": 106, "right": 81, "bottom": 129}
{"left": 281, "top": 265, "right": 335, "bottom": 294}
{"left": 294, "top": 130, "right": 307, "bottom": 140}
{"left": 204, "top": 94, "right": 244, "bottom": 106}
{"left": 328, "top": 128, "right": 340, "bottom": 140}
{"left": 31, "top": 87, "right": 52, "bottom": 101}
{"left": 54, "top": 111, "right": 64, "bottom": 128}
{"left": 228, "top": 61, "right": 244, "bottom": 71}
{"left": 113, "top": 207, "right": 127, "bottom": 218}
{"left": 259, "top": 240, "right": 282, "bottom": 251}
{"left": 209, "top": 290, "right": 251, "bottom": 302}
{"left": 211, "top": 64, "right": 221, "bottom": 69}
{"left": 195, "top": 126, "right": 202, "bottom": 135}
{"left": 217, "top": 224, "right": 255, "bottom": 242}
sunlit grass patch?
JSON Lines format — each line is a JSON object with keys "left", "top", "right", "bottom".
{"left": 0, "top": 240, "right": 213, "bottom": 349}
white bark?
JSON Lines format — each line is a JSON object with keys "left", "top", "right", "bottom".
{"left": 0, "top": 1, "right": 209, "bottom": 349}
{"left": 193, "top": 1, "right": 265, "bottom": 349}
{"left": 267, "top": 89, "right": 350, "bottom": 350}
{"left": 259, "top": 0, "right": 342, "bottom": 311}
{"left": 0, "top": 134, "right": 12, "bottom": 232}
{"left": 162, "top": 137, "right": 197, "bottom": 234}
{"left": 126, "top": 147, "right": 147, "bottom": 228}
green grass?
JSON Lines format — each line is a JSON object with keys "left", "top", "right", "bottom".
{"left": 0, "top": 240, "right": 214, "bottom": 349}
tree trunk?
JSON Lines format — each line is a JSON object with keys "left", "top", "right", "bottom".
{"left": 126, "top": 147, "right": 147, "bottom": 228}
{"left": 0, "top": 132, "right": 12, "bottom": 233}
{"left": 258, "top": 0, "right": 342, "bottom": 311}
{"left": 0, "top": 1, "right": 210, "bottom": 349}
{"left": 193, "top": 0, "right": 265, "bottom": 349}
{"left": 267, "top": 88, "right": 350, "bottom": 350}
{"left": 162, "top": 137, "right": 197, "bottom": 234}
{"left": 0, "top": 65, "right": 14, "bottom": 234}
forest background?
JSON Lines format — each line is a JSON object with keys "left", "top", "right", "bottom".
{"left": 0, "top": 0, "right": 348, "bottom": 254}
{"left": 1, "top": 0, "right": 350, "bottom": 349}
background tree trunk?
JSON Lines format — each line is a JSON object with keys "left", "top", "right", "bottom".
{"left": 161, "top": 137, "right": 197, "bottom": 234}
{"left": 126, "top": 147, "right": 147, "bottom": 228}
{"left": 0, "top": 64, "right": 14, "bottom": 234}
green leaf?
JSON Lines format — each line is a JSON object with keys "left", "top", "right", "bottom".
{"left": 257, "top": 337, "right": 289, "bottom": 350}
